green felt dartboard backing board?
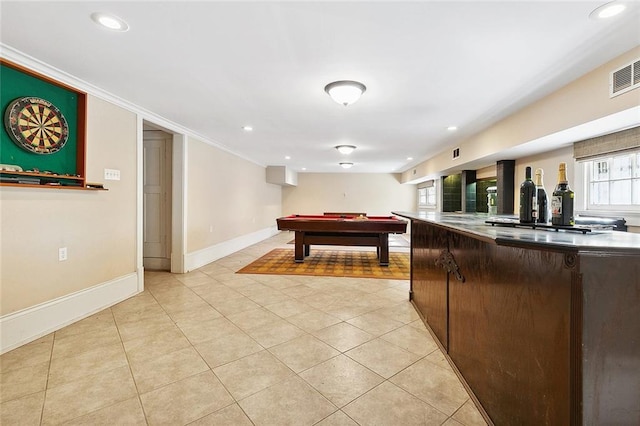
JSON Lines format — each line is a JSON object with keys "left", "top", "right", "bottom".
{"left": 1, "top": 62, "right": 80, "bottom": 175}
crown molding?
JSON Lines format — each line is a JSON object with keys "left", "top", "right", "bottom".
{"left": 0, "top": 43, "right": 264, "bottom": 167}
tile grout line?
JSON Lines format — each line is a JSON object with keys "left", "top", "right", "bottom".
{"left": 112, "top": 306, "right": 151, "bottom": 426}
{"left": 39, "top": 334, "right": 56, "bottom": 426}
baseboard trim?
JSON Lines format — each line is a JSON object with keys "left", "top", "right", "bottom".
{"left": 185, "top": 226, "right": 279, "bottom": 271}
{"left": 0, "top": 272, "right": 141, "bottom": 354}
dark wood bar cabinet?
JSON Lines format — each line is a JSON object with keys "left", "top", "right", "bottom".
{"left": 394, "top": 212, "right": 640, "bottom": 425}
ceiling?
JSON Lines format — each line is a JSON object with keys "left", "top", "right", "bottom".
{"left": 1, "top": 1, "right": 639, "bottom": 173}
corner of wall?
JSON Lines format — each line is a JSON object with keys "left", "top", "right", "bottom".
{"left": 185, "top": 225, "right": 279, "bottom": 271}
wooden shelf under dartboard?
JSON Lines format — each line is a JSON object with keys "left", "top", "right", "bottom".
{"left": 0, "top": 59, "right": 100, "bottom": 190}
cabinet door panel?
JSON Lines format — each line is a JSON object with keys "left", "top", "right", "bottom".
{"left": 411, "top": 221, "right": 449, "bottom": 349}
{"left": 448, "top": 232, "right": 572, "bottom": 425}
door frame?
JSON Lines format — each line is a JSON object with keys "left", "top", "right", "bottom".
{"left": 137, "top": 117, "right": 187, "bottom": 290}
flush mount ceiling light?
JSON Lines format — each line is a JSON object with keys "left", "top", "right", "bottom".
{"left": 335, "top": 145, "right": 356, "bottom": 155}
{"left": 589, "top": 1, "right": 627, "bottom": 19}
{"left": 91, "top": 12, "right": 129, "bottom": 31}
{"left": 340, "top": 162, "right": 354, "bottom": 169}
{"left": 324, "top": 81, "right": 366, "bottom": 106}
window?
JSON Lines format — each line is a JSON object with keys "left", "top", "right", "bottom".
{"left": 427, "top": 186, "right": 437, "bottom": 206}
{"left": 583, "top": 150, "right": 640, "bottom": 211}
{"left": 418, "top": 187, "right": 427, "bottom": 206}
{"left": 418, "top": 181, "right": 437, "bottom": 208}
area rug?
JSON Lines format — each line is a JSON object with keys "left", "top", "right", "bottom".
{"left": 237, "top": 248, "right": 410, "bottom": 280}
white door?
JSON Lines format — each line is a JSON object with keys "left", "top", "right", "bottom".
{"left": 143, "top": 130, "right": 172, "bottom": 270}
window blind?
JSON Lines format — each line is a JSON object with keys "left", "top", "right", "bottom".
{"left": 574, "top": 126, "right": 640, "bottom": 160}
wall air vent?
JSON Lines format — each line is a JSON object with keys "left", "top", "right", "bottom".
{"left": 610, "top": 58, "right": 640, "bottom": 97}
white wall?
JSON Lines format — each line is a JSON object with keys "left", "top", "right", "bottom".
{"left": 282, "top": 173, "right": 416, "bottom": 216}
{"left": 184, "top": 137, "right": 282, "bottom": 270}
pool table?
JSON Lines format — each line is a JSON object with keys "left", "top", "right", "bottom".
{"left": 276, "top": 214, "right": 408, "bottom": 266}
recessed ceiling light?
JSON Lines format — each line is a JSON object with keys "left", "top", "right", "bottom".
{"left": 340, "top": 162, "right": 354, "bottom": 169}
{"left": 90, "top": 12, "right": 129, "bottom": 32}
{"left": 285, "top": 156, "right": 291, "bottom": 160}
{"left": 302, "top": 167, "right": 307, "bottom": 171}
{"left": 407, "top": 157, "right": 413, "bottom": 161}
{"left": 447, "top": 126, "right": 458, "bottom": 131}
{"left": 242, "top": 125, "right": 253, "bottom": 131}
{"left": 589, "top": 1, "right": 626, "bottom": 19}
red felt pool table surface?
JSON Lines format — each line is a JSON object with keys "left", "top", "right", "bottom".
{"left": 276, "top": 214, "right": 407, "bottom": 266}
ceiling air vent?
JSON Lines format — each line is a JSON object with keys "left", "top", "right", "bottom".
{"left": 610, "top": 58, "right": 640, "bottom": 97}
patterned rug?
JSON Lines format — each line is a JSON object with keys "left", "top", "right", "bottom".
{"left": 237, "top": 248, "right": 410, "bottom": 280}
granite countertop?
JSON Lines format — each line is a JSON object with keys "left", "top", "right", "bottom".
{"left": 392, "top": 211, "right": 640, "bottom": 254}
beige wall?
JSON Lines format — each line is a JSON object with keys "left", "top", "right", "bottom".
{"left": 186, "top": 138, "right": 281, "bottom": 253}
{"left": 514, "top": 146, "right": 574, "bottom": 214}
{"left": 282, "top": 173, "right": 416, "bottom": 216}
{"left": 402, "top": 46, "right": 640, "bottom": 183}
{"left": 0, "top": 96, "right": 137, "bottom": 315}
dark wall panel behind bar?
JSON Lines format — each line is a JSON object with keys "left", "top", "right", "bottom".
{"left": 496, "top": 160, "right": 515, "bottom": 214}
{"left": 442, "top": 174, "right": 462, "bottom": 212}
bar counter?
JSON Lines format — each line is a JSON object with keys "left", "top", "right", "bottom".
{"left": 393, "top": 211, "right": 640, "bottom": 426}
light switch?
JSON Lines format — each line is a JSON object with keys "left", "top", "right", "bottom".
{"left": 104, "top": 169, "right": 121, "bottom": 180}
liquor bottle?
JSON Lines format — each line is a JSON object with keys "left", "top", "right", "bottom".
{"left": 551, "top": 162, "right": 574, "bottom": 226}
{"left": 534, "top": 168, "right": 549, "bottom": 224}
{"left": 519, "top": 166, "right": 537, "bottom": 223}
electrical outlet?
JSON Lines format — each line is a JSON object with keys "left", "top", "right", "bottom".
{"left": 58, "top": 247, "right": 68, "bottom": 261}
{"left": 104, "top": 168, "right": 121, "bottom": 181}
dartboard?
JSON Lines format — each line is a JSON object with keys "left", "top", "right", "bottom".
{"left": 4, "top": 97, "right": 69, "bottom": 154}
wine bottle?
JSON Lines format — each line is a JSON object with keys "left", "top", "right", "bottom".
{"left": 534, "top": 168, "right": 549, "bottom": 224}
{"left": 551, "top": 162, "right": 574, "bottom": 226}
{"left": 519, "top": 166, "right": 537, "bottom": 223}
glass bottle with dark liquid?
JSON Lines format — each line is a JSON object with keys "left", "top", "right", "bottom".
{"left": 519, "top": 166, "right": 537, "bottom": 223}
{"left": 535, "top": 168, "right": 549, "bottom": 223}
{"left": 551, "top": 162, "right": 574, "bottom": 226}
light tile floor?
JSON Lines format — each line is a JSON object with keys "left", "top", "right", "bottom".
{"left": 0, "top": 232, "right": 487, "bottom": 426}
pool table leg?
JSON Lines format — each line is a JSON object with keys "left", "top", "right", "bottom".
{"left": 379, "top": 233, "right": 389, "bottom": 266}
{"left": 294, "top": 231, "right": 305, "bottom": 262}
